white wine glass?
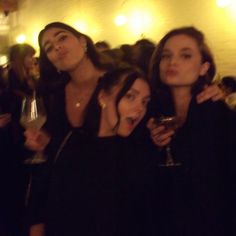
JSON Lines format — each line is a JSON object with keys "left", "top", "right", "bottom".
{"left": 154, "top": 116, "right": 181, "bottom": 167}
{"left": 20, "top": 94, "right": 47, "bottom": 164}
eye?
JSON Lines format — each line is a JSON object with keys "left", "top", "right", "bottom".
{"left": 142, "top": 98, "right": 150, "bottom": 108}
{"left": 124, "top": 92, "right": 136, "bottom": 101}
{"left": 161, "top": 53, "right": 171, "bottom": 60}
{"left": 44, "top": 45, "right": 53, "bottom": 54}
{"left": 58, "top": 34, "right": 68, "bottom": 42}
{"left": 181, "top": 53, "right": 192, "bottom": 59}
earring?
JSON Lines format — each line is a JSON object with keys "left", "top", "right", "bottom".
{"left": 101, "top": 102, "right": 106, "bottom": 109}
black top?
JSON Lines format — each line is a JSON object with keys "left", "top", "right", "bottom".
{"left": 8, "top": 69, "right": 33, "bottom": 96}
{"left": 0, "top": 90, "right": 30, "bottom": 235}
{"left": 46, "top": 129, "right": 153, "bottom": 236}
{"left": 150, "top": 97, "right": 234, "bottom": 236}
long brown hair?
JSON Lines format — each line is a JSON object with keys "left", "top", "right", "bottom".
{"left": 149, "top": 26, "right": 216, "bottom": 95}
{"left": 9, "top": 43, "right": 36, "bottom": 82}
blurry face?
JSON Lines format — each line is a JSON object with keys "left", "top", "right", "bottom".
{"left": 41, "top": 27, "right": 87, "bottom": 72}
{"left": 24, "top": 54, "right": 35, "bottom": 70}
{"left": 159, "top": 34, "right": 209, "bottom": 89}
{"left": 99, "top": 78, "right": 150, "bottom": 137}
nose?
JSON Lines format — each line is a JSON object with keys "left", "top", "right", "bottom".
{"left": 134, "top": 101, "right": 145, "bottom": 114}
{"left": 54, "top": 43, "right": 62, "bottom": 51}
{"left": 169, "top": 55, "right": 178, "bottom": 65}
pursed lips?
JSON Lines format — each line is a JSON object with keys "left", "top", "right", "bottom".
{"left": 166, "top": 69, "right": 178, "bottom": 77}
{"left": 57, "top": 50, "right": 68, "bottom": 60}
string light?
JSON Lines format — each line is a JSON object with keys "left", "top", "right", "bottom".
{"left": 16, "top": 34, "right": 26, "bottom": 43}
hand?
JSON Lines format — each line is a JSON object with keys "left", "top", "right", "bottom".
{"left": 196, "top": 83, "right": 224, "bottom": 103}
{"left": 0, "top": 113, "right": 11, "bottom": 128}
{"left": 24, "top": 129, "right": 50, "bottom": 152}
{"left": 147, "top": 118, "right": 175, "bottom": 148}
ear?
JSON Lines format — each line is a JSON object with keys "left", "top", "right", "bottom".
{"left": 98, "top": 90, "right": 107, "bottom": 109}
{"left": 79, "top": 36, "right": 87, "bottom": 51}
{"left": 200, "top": 62, "right": 210, "bottom": 76}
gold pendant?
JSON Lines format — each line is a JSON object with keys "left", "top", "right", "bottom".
{"left": 75, "top": 102, "right": 81, "bottom": 108}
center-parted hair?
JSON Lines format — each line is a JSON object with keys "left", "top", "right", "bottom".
{"left": 149, "top": 26, "right": 216, "bottom": 95}
{"left": 38, "top": 22, "right": 113, "bottom": 94}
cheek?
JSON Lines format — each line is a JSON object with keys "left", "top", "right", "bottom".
{"left": 159, "top": 62, "right": 167, "bottom": 80}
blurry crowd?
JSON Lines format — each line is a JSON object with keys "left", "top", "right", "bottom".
{"left": 0, "top": 22, "right": 236, "bottom": 236}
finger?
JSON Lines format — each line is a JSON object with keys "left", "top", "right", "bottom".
{"left": 147, "top": 118, "right": 157, "bottom": 130}
{"left": 151, "top": 135, "right": 172, "bottom": 147}
{"left": 152, "top": 130, "right": 174, "bottom": 143}
{"left": 151, "top": 127, "right": 174, "bottom": 137}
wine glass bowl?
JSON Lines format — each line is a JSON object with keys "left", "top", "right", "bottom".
{"left": 20, "top": 97, "right": 46, "bottom": 130}
{"left": 154, "top": 115, "right": 182, "bottom": 167}
{"left": 20, "top": 96, "right": 47, "bottom": 164}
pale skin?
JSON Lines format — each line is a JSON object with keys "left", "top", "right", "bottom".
{"left": 147, "top": 34, "right": 222, "bottom": 147}
{"left": 98, "top": 78, "right": 150, "bottom": 137}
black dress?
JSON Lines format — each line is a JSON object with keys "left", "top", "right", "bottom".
{"left": 45, "top": 129, "right": 153, "bottom": 236}
{"left": 150, "top": 97, "right": 234, "bottom": 236}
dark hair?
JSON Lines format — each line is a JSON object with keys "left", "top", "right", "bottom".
{"left": 132, "top": 39, "right": 156, "bottom": 75}
{"left": 83, "top": 65, "right": 149, "bottom": 136}
{"left": 221, "top": 76, "right": 236, "bottom": 93}
{"left": 8, "top": 43, "right": 36, "bottom": 82}
{"left": 95, "top": 41, "right": 111, "bottom": 51}
{"left": 38, "top": 22, "right": 110, "bottom": 93}
{"left": 150, "top": 26, "right": 216, "bottom": 95}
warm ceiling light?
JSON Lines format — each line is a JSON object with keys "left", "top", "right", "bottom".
{"left": 16, "top": 34, "right": 26, "bottom": 43}
{"left": 0, "top": 55, "right": 7, "bottom": 66}
{"left": 217, "top": 0, "right": 232, "bottom": 7}
{"left": 114, "top": 15, "right": 127, "bottom": 26}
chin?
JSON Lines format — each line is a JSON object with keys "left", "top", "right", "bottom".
{"left": 117, "top": 129, "right": 133, "bottom": 137}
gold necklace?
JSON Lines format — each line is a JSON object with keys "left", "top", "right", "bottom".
{"left": 75, "top": 99, "right": 83, "bottom": 108}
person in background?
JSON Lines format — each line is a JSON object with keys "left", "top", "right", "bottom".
{"left": 1, "top": 61, "right": 29, "bottom": 236}
{"left": 95, "top": 40, "right": 111, "bottom": 52}
{"left": 220, "top": 75, "right": 236, "bottom": 110}
{"left": 8, "top": 43, "right": 38, "bottom": 97}
{"left": 147, "top": 26, "right": 234, "bottom": 236}
{"left": 131, "top": 39, "right": 156, "bottom": 75}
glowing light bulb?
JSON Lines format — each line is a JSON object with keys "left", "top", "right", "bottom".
{"left": 16, "top": 34, "right": 26, "bottom": 43}
{"left": 0, "top": 55, "right": 7, "bottom": 65}
{"left": 114, "top": 15, "right": 127, "bottom": 26}
{"left": 217, "top": 0, "right": 232, "bottom": 7}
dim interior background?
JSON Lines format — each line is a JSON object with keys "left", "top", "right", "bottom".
{"left": 0, "top": 0, "right": 236, "bottom": 77}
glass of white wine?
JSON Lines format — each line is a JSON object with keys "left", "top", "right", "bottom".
{"left": 154, "top": 116, "right": 182, "bottom": 167}
{"left": 20, "top": 94, "right": 47, "bottom": 164}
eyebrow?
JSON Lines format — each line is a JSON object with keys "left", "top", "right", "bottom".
{"left": 129, "top": 88, "right": 151, "bottom": 99}
{"left": 42, "top": 30, "right": 67, "bottom": 49}
{"left": 163, "top": 47, "right": 193, "bottom": 52}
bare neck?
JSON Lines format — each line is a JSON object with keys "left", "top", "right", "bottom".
{"left": 171, "top": 87, "right": 192, "bottom": 124}
{"left": 68, "top": 57, "right": 104, "bottom": 88}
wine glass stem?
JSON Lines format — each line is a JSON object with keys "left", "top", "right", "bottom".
{"left": 166, "top": 145, "right": 174, "bottom": 166}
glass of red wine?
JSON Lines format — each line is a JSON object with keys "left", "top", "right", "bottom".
{"left": 154, "top": 116, "right": 181, "bottom": 167}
